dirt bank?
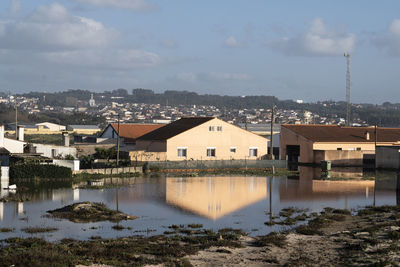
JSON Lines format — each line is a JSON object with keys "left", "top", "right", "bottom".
{"left": 185, "top": 206, "right": 400, "bottom": 266}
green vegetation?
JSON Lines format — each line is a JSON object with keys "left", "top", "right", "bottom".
{"left": 21, "top": 227, "right": 58, "bottom": 234}
{"left": 10, "top": 164, "right": 72, "bottom": 179}
{"left": 24, "top": 134, "right": 73, "bottom": 146}
{"left": 47, "top": 202, "right": 138, "bottom": 223}
{"left": 0, "top": 228, "right": 243, "bottom": 266}
{"left": 253, "top": 232, "right": 287, "bottom": 247}
{"left": 0, "top": 228, "right": 14, "bottom": 232}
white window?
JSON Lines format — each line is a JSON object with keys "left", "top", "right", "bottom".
{"left": 249, "top": 147, "right": 258, "bottom": 157}
{"left": 217, "top": 126, "right": 222, "bottom": 132}
{"left": 209, "top": 126, "right": 215, "bottom": 131}
{"left": 207, "top": 147, "right": 216, "bottom": 157}
{"left": 230, "top": 147, "right": 236, "bottom": 153}
{"left": 177, "top": 147, "right": 187, "bottom": 157}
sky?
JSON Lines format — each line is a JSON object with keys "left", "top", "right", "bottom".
{"left": 0, "top": 0, "right": 399, "bottom": 103}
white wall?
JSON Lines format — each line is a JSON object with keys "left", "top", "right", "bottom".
{"left": 3, "top": 138, "right": 25, "bottom": 153}
{"left": 33, "top": 143, "right": 77, "bottom": 158}
{"left": 36, "top": 122, "right": 66, "bottom": 131}
{"left": 52, "top": 159, "right": 80, "bottom": 171}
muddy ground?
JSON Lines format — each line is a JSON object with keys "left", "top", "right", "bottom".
{"left": 185, "top": 206, "right": 400, "bottom": 266}
{"left": 1, "top": 206, "right": 400, "bottom": 266}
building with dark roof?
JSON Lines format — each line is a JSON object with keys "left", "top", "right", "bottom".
{"left": 131, "top": 117, "right": 268, "bottom": 161}
{"left": 100, "top": 123, "right": 165, "bottom": 144}
{"left": 280, "top": 124, "right": 400, "bottom": 165}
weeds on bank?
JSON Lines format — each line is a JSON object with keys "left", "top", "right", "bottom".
{"left": 0, "top": 228, "right": 243, "bottom": 267}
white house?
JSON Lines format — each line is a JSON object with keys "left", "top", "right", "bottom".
{"left": 0, "top": 125, "right": 25, "bottom": 153}
{"left": 35, "top": 122, "right": 66, "bottom": 132}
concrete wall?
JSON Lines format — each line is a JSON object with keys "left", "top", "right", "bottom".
{"left": 280, "top": 126, "right": 314, "bottom": 163}
{"left": 130, "top": 150, "right": 167, "bottom": 161}
{"left": 52, "top": 159, "right": 80, "bottom": 171}
{"left": 149, "top": 159, "right": 287, "bottom": 170}
{"left": 314, "top": 150, "right": 364, "bottom": 166}
{"left": 376, "top": 146, "right": 400, "bottom": 169}
{"left": 33, "top": 143, "right": 77, "bottom": 158}
{"left": 313, "top": 142, "right": 376, "bottom": 151}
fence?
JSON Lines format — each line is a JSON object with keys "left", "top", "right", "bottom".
{"left": 147, "top": 159, "right": 287, "bottom": 170}
{"left": 74, "top": 166, "right": 142, "bottom": 175}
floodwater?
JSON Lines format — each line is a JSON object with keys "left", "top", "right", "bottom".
{"left": 0, "top": 167, "right": 398, "bottom": 241}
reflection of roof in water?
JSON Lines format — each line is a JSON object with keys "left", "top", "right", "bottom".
{"left": 166, "top": 176, "right": 267, "bottom": 220}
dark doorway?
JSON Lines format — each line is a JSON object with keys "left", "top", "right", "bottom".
{"left": 286, "top": 145, "right": 300, "bottom": 163}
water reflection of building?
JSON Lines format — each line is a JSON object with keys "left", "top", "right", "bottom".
{"left": 166, "top": 177, "right": 267, "bottom": 220}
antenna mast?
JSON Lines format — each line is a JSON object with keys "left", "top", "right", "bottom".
{"left": 344, "top": 53, "right": 351, "bottom": 126}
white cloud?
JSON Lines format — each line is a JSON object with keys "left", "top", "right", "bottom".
{"left": 0, "top": 3, "right": 118, "bottom": 50}
{"left": 268, "top": 18, "right": 356, "bottom": 56}
{"left": 70, "top": 0, "right": 156, "bottom": 11}
{"left": 0, "top": 2, "right": 162, "bottom": 80}
{"left": 224, "top": 36, "right": 244, "bottom": 48}
{"left": 372, "top": 19, "right": 400, "bottom": 56}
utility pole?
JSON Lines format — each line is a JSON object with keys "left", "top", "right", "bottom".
{"left": 116, "top": 114, "right": 120, "bottom": 167}
{"left": 15, "top": 104, "right": 18, "bottom": 139}
{"left": 269, "top": 106, "right": 275, "bottom": 159}
{"left": 344, "top": 53, "right": 351, "bottom": 126}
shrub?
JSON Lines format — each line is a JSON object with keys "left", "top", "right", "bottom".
{"left": 10, "top": 164, "right": 72, "bottom": 179}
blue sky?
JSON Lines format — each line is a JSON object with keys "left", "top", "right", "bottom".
{"left": 0, "top": 0, "right": 399, "bottom": 103}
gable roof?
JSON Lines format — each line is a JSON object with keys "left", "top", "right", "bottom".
{"left": 109, "top": 123, "right": 165, "bottom": 142}
{"left": 282, "top": 124, "right": 400, "bottom": 143}
{"left": 138, "top": 117, "right": 215, "bottom": 141}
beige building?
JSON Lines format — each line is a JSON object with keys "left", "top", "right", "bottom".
{"left": 131, "top": 117, "right": 268, "bottom": 161}
{"left": 281, "top": 124, "right": 400, "bottom": 165}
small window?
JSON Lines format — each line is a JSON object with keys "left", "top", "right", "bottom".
{"left": 177, "top": 147, "right": 187, "bottom": 157}
{"left": 217, "top": 126, "right": 222, "bottom": 131}
{"left": 230, "top": 147, "right": 236, "bottom": 153}
{"left": 337, "top": 148, "right": 342, "bottom": 151}
{"left": 209, "top": 126, "right": 214, "bottom": 131}
{"left": 356, "top": 147, "right": 361, "bottom": 151}
{"left": 207, "top": 148, "right": 216, "bottom": 157}
{"left": 249, "top": 148, "right": 258, "bottom": 157}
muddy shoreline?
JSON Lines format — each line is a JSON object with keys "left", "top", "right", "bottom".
{"left": 0, "top": 205, "right": 399, "bottom": 266}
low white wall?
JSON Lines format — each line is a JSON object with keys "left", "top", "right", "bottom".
{"left": 52, "top": 159, "right": 80, "bottom": 171}
{"left": 33, "top": 143, "right": 77, "bottom": 158}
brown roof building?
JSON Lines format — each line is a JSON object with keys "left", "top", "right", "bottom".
{"left": 280, "top": 124, "right": 400, "bottom": 165}
{"left": 100, "top": 123, "right": 165, "bottom": 144}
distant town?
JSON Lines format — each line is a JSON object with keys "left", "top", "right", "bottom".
{"left": 1, "top": 89, "right": 400, "bottom": 128}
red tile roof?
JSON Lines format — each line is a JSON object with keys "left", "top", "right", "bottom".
{"left": 282, "top": 124, "right": 400, "bottom": 143}
{"left": 110, "top": 124, "right": 165, "bottom": 143}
